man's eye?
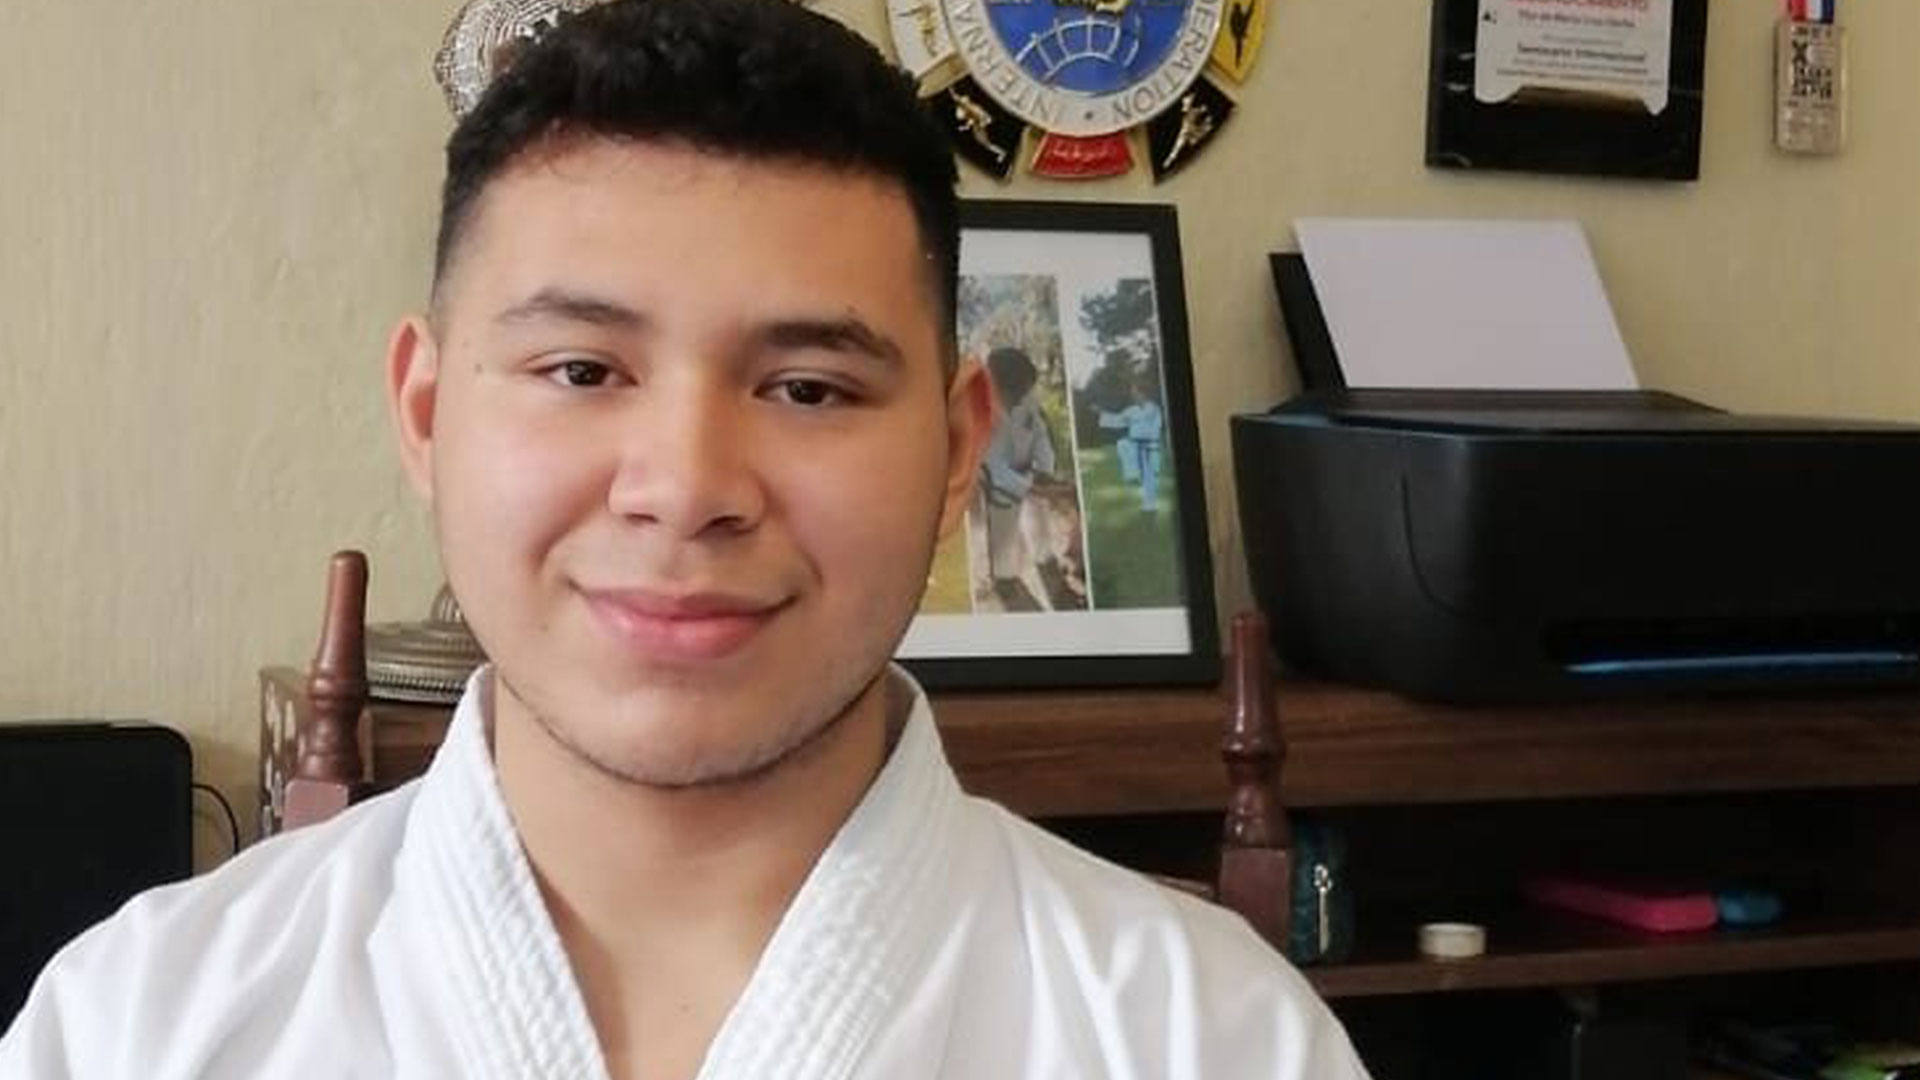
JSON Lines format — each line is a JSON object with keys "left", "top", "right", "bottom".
{"left": 547, "top": 359, "right": 617, "bottom": 388}
{"left": 774, "top": 378, "right": 848, "bottom": 408}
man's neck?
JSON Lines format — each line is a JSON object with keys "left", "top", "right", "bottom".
{"left": 490, "top": 673, "right": 894, "bottom": 1079}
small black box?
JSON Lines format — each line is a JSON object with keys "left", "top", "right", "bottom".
{"left": 0, "top": 723, "right": 193, "bottom": 1024}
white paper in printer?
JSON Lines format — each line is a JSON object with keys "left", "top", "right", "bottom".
{"left": 1294, "top": 218, "right": 1639, "bottom": 391}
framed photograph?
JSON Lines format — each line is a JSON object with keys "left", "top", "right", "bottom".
{"left": 899, "top": 200, "right": 1219, "bottom": 691}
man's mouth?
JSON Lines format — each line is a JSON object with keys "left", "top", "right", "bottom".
{"left": 578, "top": 587, "right": 791, "bottom": 663}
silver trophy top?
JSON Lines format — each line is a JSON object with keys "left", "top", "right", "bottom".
{"left": 433, "top": 0, "right": 610, "bottom": 118}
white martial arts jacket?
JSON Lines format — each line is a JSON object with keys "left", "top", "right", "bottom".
{"left": 0, "top": 668, "right": 1369, "bottom": 1079}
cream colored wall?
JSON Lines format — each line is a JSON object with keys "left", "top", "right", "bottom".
{"left": 3, "top": 1, "right": 1915, "bottom": 862}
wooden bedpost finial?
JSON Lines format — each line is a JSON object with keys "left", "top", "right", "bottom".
{"left": 1224, "top": 610, "right": 1288, "bottom": 850}
{"left": 298, "top": 550, "right": 368, "bottom": 786}
{"left": 1216, "top": 610, "right": 1294, "bottom": 948}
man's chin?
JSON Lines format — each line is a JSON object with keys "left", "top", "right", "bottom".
{"left": 538, "top": 684, "right": 868, "bottom": 791}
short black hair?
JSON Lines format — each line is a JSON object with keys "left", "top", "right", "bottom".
{"left": 433, "top": 0, "right": 959, "bottom": 354}
{"left": 985, "top": 346, "right": 1037, "bottom": 405}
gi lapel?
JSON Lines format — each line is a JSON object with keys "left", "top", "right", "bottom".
{"left": 397, "top": 672, "right": 612, "bottom": 1080}
{"left": 696, "top": 668, "right": 965, "bottom": 1079}
{"left": 395, "top": 667, "right": 964, "bottom": 1080}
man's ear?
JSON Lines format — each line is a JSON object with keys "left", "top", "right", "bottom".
{"left": 386, "top": 315, "right": 441, "bottom": 501}
{"left": 937, "top": 360, "right": 995, "bottom": 539}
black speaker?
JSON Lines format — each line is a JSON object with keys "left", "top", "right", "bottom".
{"left": 0, "top": 723, "right": 193, "bottom": 1026}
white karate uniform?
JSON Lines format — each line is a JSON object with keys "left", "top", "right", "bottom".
{"left": 0, "top": 668, "right": 1369, "bottom": 1079}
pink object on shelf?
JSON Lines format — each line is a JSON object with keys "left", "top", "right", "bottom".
{"left": 1523, "top": 875, "right": 1721, "bottom": 933}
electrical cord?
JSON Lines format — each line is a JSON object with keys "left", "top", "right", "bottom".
{"left": 192, "top": 782, "right": 242, "bottom": 858}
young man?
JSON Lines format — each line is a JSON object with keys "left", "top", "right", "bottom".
{"left": 978, "top": 346, "right": 1076, "bottom": 611}
{"left": 1098, "top": 376, "right": 1167, "bottom": 512}
{"left": 0, "top": 1, "right": 1369, "bottom": 1076}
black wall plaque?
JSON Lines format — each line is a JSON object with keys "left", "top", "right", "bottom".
{"left": 1426, "top": 0, "right": 1710, "bottom": 181}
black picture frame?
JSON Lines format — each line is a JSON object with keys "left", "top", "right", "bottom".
{"left": 899, "top": 200, "right": 1219, "bottom": 691}
{"left": 1426, "top": 0, "right": 1710, "bottom": 181}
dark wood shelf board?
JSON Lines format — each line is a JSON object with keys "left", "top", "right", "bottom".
{"left": 932, "top": 684, "right": 1228, "bottom": 816}
{"left": 1309, "top": 911, "right": 1920, "bottom": 999}
{"left": 269, "top": 668, "right": 1920, "bottom": 817}
{"left": 937, "top": 680, "right": 1920, "bottom": 813}
{"left": 1279, "top": 684, "right": 1920, "bottom": 808}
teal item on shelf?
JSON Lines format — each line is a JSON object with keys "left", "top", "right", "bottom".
{"left": 1287, "top": 819, "right": 1354, "bottom": 966}
{"left": 1716, "top": 888, "right": 1784, "bottom": 927}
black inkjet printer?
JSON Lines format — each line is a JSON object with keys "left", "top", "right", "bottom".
{"left": 1231, "top": 387, "right": 1920, "bottom": 701}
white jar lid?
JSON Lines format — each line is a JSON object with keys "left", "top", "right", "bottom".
{"left": 1418, "top": 922, "right": 1488, "bottom": 960}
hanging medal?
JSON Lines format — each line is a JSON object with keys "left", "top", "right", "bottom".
{"left": 1776, "top": 0, "right": 1846, "bottom": 155}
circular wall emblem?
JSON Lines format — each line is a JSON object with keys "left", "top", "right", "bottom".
{"left": 957, "top": 0, "right": 1220, "bottom": 137}
{"left": 890, "top": 0, "right": 1268, "bottom": 180}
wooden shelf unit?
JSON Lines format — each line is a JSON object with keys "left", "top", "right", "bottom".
{"left": 945, "top": 678, "right": 1920, "bottom": 1008}
{"left": 270, "top": 668, "right": 1920, "bottom": 815}
{"left": 259, "top": 560, "right": 1920, "bottom": 1045}
{"left": 261, "top": 663, "right": 1920, "bottom": 1002}
{"left": 263, "top": 555, "right": 1920, "bottom": 1074}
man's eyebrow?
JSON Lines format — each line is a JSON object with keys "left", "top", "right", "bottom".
{"left": 495, "top": 287, "right": 647, "bottom": 329}
{"left": 756, "top": 316, "right": 905, "bottom": 367}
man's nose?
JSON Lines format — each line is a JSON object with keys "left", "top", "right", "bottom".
{"left": 605, "top": 381, "right": 765, "bottom": 538}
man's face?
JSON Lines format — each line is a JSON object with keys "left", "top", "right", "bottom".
{"left": 388, "top": 138, "right": 987, "bottom": 787}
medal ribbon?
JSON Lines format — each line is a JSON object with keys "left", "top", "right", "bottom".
{"left": 1786, "top": 0, "right": 1836, "bottom": 24}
